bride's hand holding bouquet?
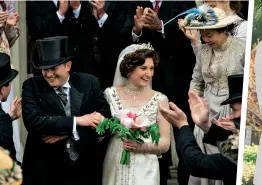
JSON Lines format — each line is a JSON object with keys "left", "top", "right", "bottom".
{"left": 96, "top": 110, "right": 160, "bottom": 165}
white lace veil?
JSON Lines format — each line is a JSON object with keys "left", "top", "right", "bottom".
{"left": 113, "top": 43, "right": 154, "bottom": 86}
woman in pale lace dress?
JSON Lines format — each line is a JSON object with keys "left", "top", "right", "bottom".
{"left": 183, "top": 1, "right": 247, "bottom": 55}
{"left": 177, "top": 5, "right": 245, "bottom": 185}
{"left": 102, "top": 44, "right": 171, "bottom": 185}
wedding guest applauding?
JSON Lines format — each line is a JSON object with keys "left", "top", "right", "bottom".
{"left": 159, "top": 74, "right": 243, "bottom": 185}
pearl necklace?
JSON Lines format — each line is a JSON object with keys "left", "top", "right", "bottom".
{"left": 124, "top": 84, "right": 149, "bottom": 96}
{"left": 123, "top": 83, "right": 150, "bottom": 107}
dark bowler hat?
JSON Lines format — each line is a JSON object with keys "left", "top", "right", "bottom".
{"left": 0, "top": 53, "right": 18, "bottom": 87}
{"left": 34, "top": 36, "right": 74, "bottom": 70}
{"left": 221, "top": 74, "right": 243, "bottom": 105}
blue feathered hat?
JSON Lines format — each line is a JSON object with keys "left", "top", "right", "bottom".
{"left": 164, "top": 4, "right": 241, "bottom": 30}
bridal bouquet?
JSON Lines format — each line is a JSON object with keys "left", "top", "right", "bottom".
{"left": 96, "top": 110, "right": 160, "bottom": 165}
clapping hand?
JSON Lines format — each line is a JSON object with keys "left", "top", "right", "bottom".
{"left": 90, "top": 0, "right": 105, "bottom": 20}
{"left": 6, "top": 12, "right": 19, "bottom": 26}
{"left": 8, "top": 97, "right": 22, "bottom": 121}
{"left": 58, "top": 0, "right": 69, "bottom": 16}
{"left": 133, "top": 6, "right": 144, "bottom": 35}
{"left": 143, "top": 8, "right": 162, "bottom": 31}
{"left": 214, "top": 117, "right": 238, "bottom": 134}
{"left": 188, "top": 90, "right": 211, "bottom": 133}
{"left": 159, "top": 102, "right": 188, "bottom": 128}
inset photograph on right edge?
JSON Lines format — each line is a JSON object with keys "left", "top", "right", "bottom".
{"left": 243, "top": 1, "right": 262, "bottom": 184}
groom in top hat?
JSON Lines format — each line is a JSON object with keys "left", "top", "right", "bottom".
{"left": 21, "top": 36, "right": 111, "bottom": 185}
{"left": 0, "top": 53, "right": 21, "bottom": 161}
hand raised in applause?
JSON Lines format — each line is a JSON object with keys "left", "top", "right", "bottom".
{"left": 90, "top": 0, "right": 105, "bottom": 20}
{"left": 58, "top": 0, "right": 69, "bottom": 16}
{"left": 133, "top": 6, "right": 144, "bottom": 35}
{"left": 8, "top": 97, "right": 22, "bottom": 121}
{"left": 188, "top": 90, "right": 211, "bottom": 133}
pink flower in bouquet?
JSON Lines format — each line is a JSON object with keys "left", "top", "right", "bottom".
{"left": 96, "top": 109, "right": 160, "bottom": 165}
{"left": 131, "top": 116, "right": 149, "bottom": 131}
{"left": 116, "top": 110, "right": 149, "bottom": 131}
{"left": 126, "top": 112, "right": 138, "bottom": 120}
{"left": 116, "top": 110, "right": 136, "bottom": 128}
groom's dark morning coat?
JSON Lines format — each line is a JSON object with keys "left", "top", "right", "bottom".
{"left": 21, "top": 73, "right": 111, "bottom": 185}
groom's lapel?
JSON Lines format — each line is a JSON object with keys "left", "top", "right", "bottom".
{"left": 70, "top": 81, "right": 84, "bottom": 116}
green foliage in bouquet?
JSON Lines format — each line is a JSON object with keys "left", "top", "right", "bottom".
{"left": 96, "top": 117, "right": 160, "bottom": 165}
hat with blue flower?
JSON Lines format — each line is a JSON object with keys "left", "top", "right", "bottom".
{"left": 164, "top": 4, "right": 241, "bottom": 30}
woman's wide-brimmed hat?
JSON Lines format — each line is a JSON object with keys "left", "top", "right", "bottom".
{"left": 164, "top": 4, "right": 241, "bottom": 30}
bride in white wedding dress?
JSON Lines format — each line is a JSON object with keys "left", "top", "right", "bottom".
{"left": 102, "top": 44, "right": 171, "bottom": 185}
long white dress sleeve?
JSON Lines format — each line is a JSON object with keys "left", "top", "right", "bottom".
{"left": 136, "top": 98, "right": 170, "bottom": 155}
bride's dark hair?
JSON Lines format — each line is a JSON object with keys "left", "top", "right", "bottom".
{"left": 120, "top": 49, "right": 159, "bottom": 78}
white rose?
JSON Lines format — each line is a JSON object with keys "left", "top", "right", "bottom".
{"left": 120, "top": 118, "right": 134, "bottom": 128}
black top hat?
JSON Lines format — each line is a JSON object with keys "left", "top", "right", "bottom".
{"left": 221, "top": 74, "right": 243, "bottom": 105}
{"left": 34, "top": 36, "right": 74, "bottom": 70}
{"left": 0, "top": 53, "right": 18, "bottom": 87}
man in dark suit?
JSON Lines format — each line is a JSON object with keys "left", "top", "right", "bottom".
{"left": 27, "top": 0, "right": 95, "bottom": 76}
{"left": 63, "top": 1, "right": 127, "bottom": 89}
{"left": 88, "top": 1, "right": 127, "bottom": 90}
{"left": 62, "top": 1, "right": 97, "bottom": 75}
{"left": 26, "top": 0, "right": 69, "bottom": 75}
{"left": 21, "top": 36, "right": 111, "bottom": 185}
{"left": 121, "top": 1, "right": 196, "bottom": 184}
{"left": 26, "top": 1, "right": 68, "bottom": 40}
{"left": 159, "top": 74, "right": 243, "bottom": 185}
{"left": 0, "top": 53, "right": 21, "bottom": 161}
